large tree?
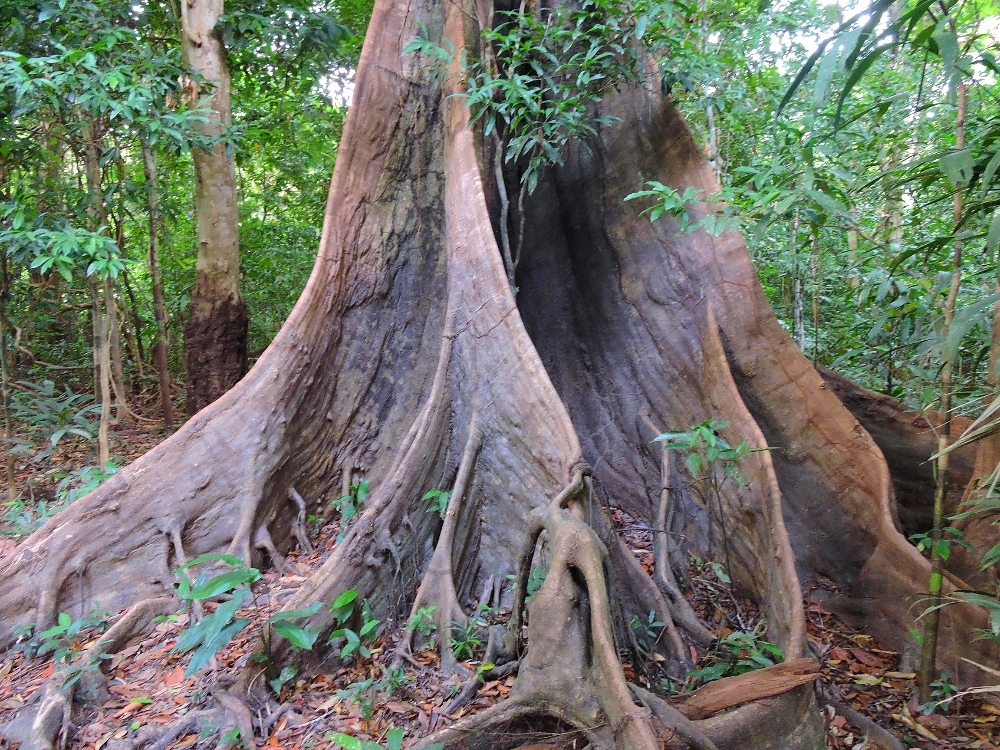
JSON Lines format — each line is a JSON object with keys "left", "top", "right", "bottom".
{"left": 1, "top": 0, "right": 996, "bottom": 748}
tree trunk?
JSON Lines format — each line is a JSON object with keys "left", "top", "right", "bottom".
{"left": 180, "top": 0, "right": 248, "bottom": 416}
{"left": 82, "top": 118, "right": 114, "bottom": 461}
{"left": 1, "top": 1, "right": 997, "bottom": 748}
{"left": 920, "top": 77, "right": 966, "bottom": 701}
{"left": 141, "top": 134, "right": 174, "bottom": 428}
{"left": 0, "top": 256, "right": 14, "bottom": 503}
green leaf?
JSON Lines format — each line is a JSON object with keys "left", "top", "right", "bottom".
{"left": 184, "top": 617, "right": 249, "bottom": 678}
{"left": 178, "top": 554, "right": 246, "bottom": 570}
{"left": 933, "top": 30, "right": 958, "bottom": 74}
{"left": 187, "top": 568, "right": 261, "bottom": 599}
{"left": 939, "top": 149, "right": 974, "bottom": 188}
{"left": 272, "top": 621, "right": 320, "bottom": 651}
{"left": 339, "top": 629, "right": 361, "bottom": 656}
{"left": 813, "top": 44, "right": 839, "bottom": 106}
{"left": 982, "top": 149, "right": 1000, "bottom": 198}
{"left": 386, "top": 728, "right": 405, "bottom": 750}
{"left": 981, "top": 541, "right": 1000, "bottom": 570}
{"left": 326, "top": 734, "right": 361, "bottom": 750}
{"left": 269, "top": 665, "right": 297, "bottom": 694}
{"left": 267, "top": 602, "right": 323, "bottom": 623}
{"left": 987, "top": 213, "right": 1000, "bottom": 253}
{"left": 332, "top": 590, "right": 359, "bottom": 610}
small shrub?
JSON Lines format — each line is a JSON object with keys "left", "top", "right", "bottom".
{"left": 451, "top": 618, "right": 483, "bottom": 661}
{"left": 328, "top": 589, "right": 380, "bottom": 659}
{"left": 687, "top": 623, "right": 783, "bottom": 686}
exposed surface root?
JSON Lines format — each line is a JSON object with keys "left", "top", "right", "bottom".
{"left": 653, "top": 451, "right": 714, "bottom": 648}
{"left": 401, "top": 415, "right": 483, "bottom": 675}
{"left": 629, "top": 685, "right": 718, "bottom": 750}
{"left": 254, "top": 524, "right": 289, "bottom": 575}
{"left": 1, "top": 598, "right": 175, "bottom": 750}
{"left": 288, "top": 487, "right": 315, "bottom": 555}
{"left": 418, "top": 474, "right": 664, "bottom": 750}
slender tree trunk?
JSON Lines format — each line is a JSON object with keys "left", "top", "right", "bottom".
{"left": 82, "top": 118, "right": 114, "bottom": 457}
{"left": 0, "top": 256, "right": 15, "bottom": 502}
{"left": 141, "top": 135, "right": 174, "bottom": 428}
{"left": 108, "top": 285, "right": 127, "bottom": 423}
{"left": 180, "top": 0, "right": 248, "bottom": 416}
{"left": 794, "top": 271, "right": 805, "bottom": 352}
{"left": 120, "top": 267, "right": 146, "bottom": 378}
{"left": 706, "top": 102, "right": 720, "bottom": 176}
{"left": 98, "top": 279, "right": 113, "bottom": 467}
{"left": 810, "top": 232, "right": 819, "bottom": 364}
{"left": 920, "top": 78, "right": 966, "bottom": 701}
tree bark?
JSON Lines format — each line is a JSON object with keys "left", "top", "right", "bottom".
{"left": 1, "top": 1, "right": 997, "bottom": 747}
{"left": 81, "top": 118, "right": 114, "bottom": 463}
{"left": 180, "top": 0, "right": 248, "bottom": 416}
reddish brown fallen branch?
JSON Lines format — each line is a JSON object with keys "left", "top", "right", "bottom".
{"left": 674, "top": 658, "right": 820, "bottom": 720}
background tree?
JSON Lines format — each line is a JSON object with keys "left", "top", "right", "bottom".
{"left": 0, "top": 0, "right": 360, "bottom": 524}
{"left": 180, "top": 0, "right": 249, "bottom": 415}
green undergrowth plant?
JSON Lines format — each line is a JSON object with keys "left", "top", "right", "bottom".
{"left": 7, "top": 380, "right": 100, "bottom": 460}
{"left": 405, "top": 604, "right": 437, "bottom": 649}
{"left": 1, "top": 460, "right": 118, "bottom": 538}
{"left": 625, "top": 182, "right": 740, "bottom": 236}
{"left": 336, "top": 665, "right": 414, "bottom": 720}
{"left": 326, "top": 727, "right": 442, "bottom": 750}
{"left": 172, "top": 554, "right": 325, "bottom": 686}
{"left": 629, "top": 610, "right": 666, "bottom": 656}
{"left": 451, "top": 617, "right": 484, "bottom": 661}
{"left": 921, "top": 670, "right": 959, "bottom": 714}
{"left": 55, "top": 460, "right": 118, "bottom": 504}
{"left": 423, "top": 488, "right": 450, "bottom": 519}
{"left": 12, "top": 605, "right": 112, "bottom": 686}
{"left": 655, "top": 418, "right": 763, "bottom": 595}
{"left": 686, "top": 622, "right": 784, "bottom": 687}
{"left": 328, "top": 588, "right": 380, "bottom": 659}
{"left": 332, "top": 479, "right": 368, "bottom": 541}
{"left": 1, "top": 379, "right": 119, "bottom": 539}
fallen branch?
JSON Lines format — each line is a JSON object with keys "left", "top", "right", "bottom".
{"left": 674, "top": 658, "right": 820, "bottom": 720}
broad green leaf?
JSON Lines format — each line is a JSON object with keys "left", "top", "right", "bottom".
{"left": 987, "top": 213, "right": 1000, "bottom": 253}
{"left": 982, "top": 149, "right": 1000, "bottom": 198}
{"left": 326, "top": 735, "right": 361, "bottom": 750}
{"left": 187, "top": 568, "right": 261, "bottom": 599}
{"left": 272, "top": 621, "right": 319, "bottom": 651}
{"left": 386, "top": 728, "right": 405, "bottom": 750}
{"left": 184, "top": 617, "right": 249, "bottom": 677}
{"left": 933, "top": 30, "right": 958, "bottom": 74}
{"left": 267, "top": 602, "right": 322, "bottom": 623}
{"left": 813, "top": 44, "right": 839, "bottom": 106}
{"left": 178, "top": 554, "right": 246, "bottom": 570}
{"left": 939, "top": 149, "right": 974, "bottom": 188}
{"left": 331, "top": 589, "right": 358, "bottom": 613}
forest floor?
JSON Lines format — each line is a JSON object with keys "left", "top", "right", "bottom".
{"left": 1, "top": 419, "right": 997, "bottom": 750}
